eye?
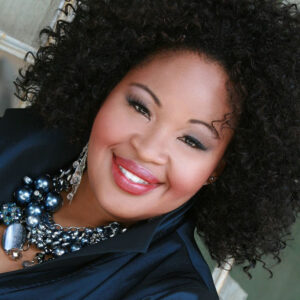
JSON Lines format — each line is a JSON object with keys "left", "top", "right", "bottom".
{"left": 126, "top": 95, "right": 151, "bottom": 120}
{"left": 177, "top": 135, "right": 207, "bottom": 151}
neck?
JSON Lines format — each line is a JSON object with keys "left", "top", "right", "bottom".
{"left": 53, "top": 172, "right": 135, "bottom": 228}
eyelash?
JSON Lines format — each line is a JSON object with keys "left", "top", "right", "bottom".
{"left": 126, "top": 95, "right": 151, "bottom": 120}
{"left": 177, "top": 136, "right": 207, "bottom": 151}
{"left": 126, "top": 95, "right": 207, "bottom": 151}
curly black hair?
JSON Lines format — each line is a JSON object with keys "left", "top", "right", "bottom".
{"left": 14, "top": 0, "right": 300, "bottom": 278}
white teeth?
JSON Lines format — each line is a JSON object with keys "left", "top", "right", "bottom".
{"left": 118, "top": 165, "right": 149, "bottom": 185}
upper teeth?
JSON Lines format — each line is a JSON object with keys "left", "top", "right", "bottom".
{"left": 118, "top": 165, "right": 149, "bottom": 185}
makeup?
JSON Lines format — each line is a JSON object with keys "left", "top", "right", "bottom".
{"left": 112, "top": 154, "right": 159, "bottom": 195}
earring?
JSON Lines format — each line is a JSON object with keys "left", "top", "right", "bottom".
{"left": 208, "top": 176, "right": 217, "bottom": 184}
{"left": 66, "top": 143, "right": 89, "bottom": 204}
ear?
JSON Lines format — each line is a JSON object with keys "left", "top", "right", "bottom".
{"left": 203, "top": 158, "right": 226, "bottom": 185}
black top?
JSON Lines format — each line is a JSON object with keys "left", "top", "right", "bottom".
{"left": 0, "top": 108, "right": 219, "bottom": 300}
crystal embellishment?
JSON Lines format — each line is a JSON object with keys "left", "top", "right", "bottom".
{"left": 2, "top": 223, "right": 26, "bottom": 253}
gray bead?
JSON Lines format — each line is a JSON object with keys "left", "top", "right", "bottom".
{"left": 2, "top": 223, "right": 26, "bottom": 252}
{"left": 36, "top": 236, "right": 44, "bottom": 243}
{"left": 52, "top": 230, "right": 62, "bottom": 238}
{"left": 61, "top": 242, "right": 70, "bottom": 247}
{"left": 33, "top": 190, "right": 41, "bottom": 197}
{"left": 71, "top": 231, "right": 79, "bottom": 240}
{"left": 81, "top": 237, "right": 89, "bottom": 246}
{"left": 30, "top": 237, "right": 37, "bottom": 244}
{"left": 44, "top": 192, "right": 62, "bottom": 213}
{"left": 35, "top": 176, "right": 51, "bottom": 193}
{"left": 45, "top": 229, "right": 52, "bottom": 236}
{"left": 32, "top": 190, "right": 43, "bottom": 202}
{"left": 84, "top": 228, "right": 93, "bottom": 235}
{"left": 44, "top": 248, "right": 52, "bottom": 254}
{"left": 26, "top": 215, "right": 40, "bottom": 227}
{"left": 22, "top": 260, "right": 35, "bottom": 268}
{"left": 38, "top": 224, "right": 46, "bottom": 231}
{"left": 15, "top": 187, "right": 33, "bottom": 206}
{"left": 36, "top": 229, "right": 44, "bottom": 236}
{"left": 53, "top": 247, "right": 65, "bottom": 257}
{"left": 45, "top": 238, "right": 52, "bottom": 245}
{"left": 37, "top": 242, "right": 45, "bottom": 249}
{"left": 62, "top": 233, "right": 71, "bottom": 242}
{"left": 110, "top": 222, "right": 120, "bottom": 230}
{"left": 26, "top": 203, "right": 44, "bottom": 217}
{"left": 70, "top": 243, "right": 81, "bottom": 252}
{"left": 52, "top": 240, "right": 61, "bottom": 247}
{"left": 23, "top": 176, "right": 34, "bottom": 186}
{"left": 9, "top": 249, "right": 23, "bottom": 260}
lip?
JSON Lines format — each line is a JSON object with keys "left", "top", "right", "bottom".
{"left": 114, "top": 154, "right": 160, "bottom": 184}
{"left": 112, "top": 154, "right": 160, "bottom": 195}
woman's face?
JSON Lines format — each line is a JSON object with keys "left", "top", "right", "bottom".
{"left": 87, "top": 51, "right": 233, "bottom": 223}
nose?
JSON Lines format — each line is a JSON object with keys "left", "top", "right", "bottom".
{"left": 130, "top": 127, "right": 169, "bottom": 165}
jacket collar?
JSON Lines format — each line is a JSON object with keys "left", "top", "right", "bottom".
{"left": 52, "top": 196, "right": 196, "bottom": 263}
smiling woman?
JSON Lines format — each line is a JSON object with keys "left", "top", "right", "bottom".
{"left": 0, "top": 0, "right": 299, "bottom": 299}
{"left": 85, "top": 52, "right": 232, "bottom": 221}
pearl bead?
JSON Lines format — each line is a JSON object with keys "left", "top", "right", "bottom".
{"left": 35, "top": 176, "right": 51, "bottom": 193}
{"left": 26, "top": 215, "right": 40, "bottom": 227}
{"left": 44, "top": 192, "right": 62, "bottom": 212}
{"left": 26, "top": 203, "right": 44, "bottom": 217}
{"left": 14, "top": 187, "right": 33, "bottom": 206}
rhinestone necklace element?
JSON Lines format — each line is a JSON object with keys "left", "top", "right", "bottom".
{"left": 0, "top": 166, "right": 127, "bottom": 268}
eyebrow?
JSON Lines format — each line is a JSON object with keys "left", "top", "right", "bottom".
{"left": 129, "top": 82, "right": 162, "bottom": 107}
{"left": 130, "top": 82, "right": 219, "bottom": 139}
{"left": 189, "top": 119, "right": 220, "bottom": 139}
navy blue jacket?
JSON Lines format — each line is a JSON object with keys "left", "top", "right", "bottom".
{"left": 0, "top": 108, "right": 219, "bottom": 300}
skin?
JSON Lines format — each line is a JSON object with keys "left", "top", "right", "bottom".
{"left": 54, "top": 51, "right": 234, "bottom": 228}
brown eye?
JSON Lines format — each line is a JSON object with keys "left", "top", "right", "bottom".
{"left": 126, "top": 95, "right": 151, "bottom": 120}
{"left": 177, "top": 136, "right": 207, "bottom": 151}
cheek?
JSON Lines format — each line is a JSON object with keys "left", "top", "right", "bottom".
{"left": 167, "top": 159, "right": 211, "bottom": 202}
{"left": 90, "top": 103, "right": 130, "bottom": 147}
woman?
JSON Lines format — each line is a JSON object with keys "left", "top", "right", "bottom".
{"left": 0, "top": 0, "right": 299, "bottom": 299}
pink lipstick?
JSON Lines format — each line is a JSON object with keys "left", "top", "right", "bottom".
{"left": 112, "top": 154, "right": 160, "bottom": 195}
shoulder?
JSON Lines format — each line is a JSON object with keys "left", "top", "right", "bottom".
{"left": 0, "top": 107, "right": 43, "bottom": 141}
{"left": 0, "top": 108, "right": 81, "bottom": 205}
{"left": 125, "top": 219, "right": 219, "bottom": 300}
{"left": 0, "top": 107, "right": 79, "bottom": 161}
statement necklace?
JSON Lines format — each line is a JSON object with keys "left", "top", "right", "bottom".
{"left": 0, "top": 144, "right": 127, "bottom": 268}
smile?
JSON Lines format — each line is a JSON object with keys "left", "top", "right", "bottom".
{"left": 112, "top": 154, "right": 160, "bottom": 195}
{"left": 118, "top": 165, "right": 150, "bottom": 185}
